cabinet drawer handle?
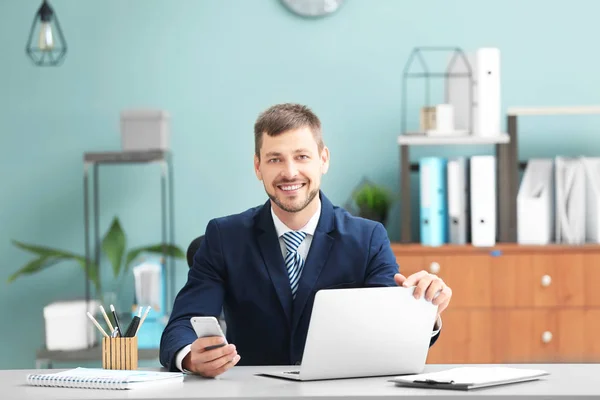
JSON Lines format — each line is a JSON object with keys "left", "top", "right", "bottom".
{"left": 429, "top": 262, "right": 441, "bottom": 274}
{"left": 541, "top": 275, "right": 552, "bottom": 287}
{"left": 541, "top": 331, "right": 553, "bottom": 343}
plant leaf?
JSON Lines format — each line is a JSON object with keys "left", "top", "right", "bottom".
{"left": 12, "top": 240, "right": 79, "bottom": 258}
{"left": 7, "top": 255, "right": 60, "bottom": 283}
{"left": 125, "top": 243, "right": 185, "bottom": 274}
{"left": 101, "top": 217, "right": 126, "bottom": 279}
{"left": 10, "top": 241, "right": 101, "bottom": 291}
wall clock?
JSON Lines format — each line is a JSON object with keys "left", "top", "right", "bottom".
{"left": 280, "top": 0, "right": 345, "bottom": 17}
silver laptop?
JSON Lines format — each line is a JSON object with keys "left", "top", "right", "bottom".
{"left": 260, "top": 285, "right": 439, "bottom": 381}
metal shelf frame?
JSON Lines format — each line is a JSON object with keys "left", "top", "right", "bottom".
{"left": 82, "top": 150, "right": 176, "bottom": 339}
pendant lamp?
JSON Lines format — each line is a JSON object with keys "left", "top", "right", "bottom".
{"left": 25, "top": 0, "right": 67, "bottom": 66}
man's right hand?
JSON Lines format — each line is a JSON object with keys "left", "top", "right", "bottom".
{"left": 182, "top": 336, "right": 241, "bottom": 378}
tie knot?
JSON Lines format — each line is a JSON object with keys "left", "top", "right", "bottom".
{"left": 282, "top": 231, "right": 306, "bottom": 253}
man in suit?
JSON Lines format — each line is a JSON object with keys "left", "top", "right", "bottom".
{"left": 160, "top": 103, "right": 453, "bottom": 377}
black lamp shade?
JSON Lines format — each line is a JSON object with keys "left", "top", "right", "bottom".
{"left": 25, "top": 0, "right": 67, "bottom": 66}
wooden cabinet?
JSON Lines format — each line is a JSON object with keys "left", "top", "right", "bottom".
{"left": 393, "top": 243, "right": 600, "bottom": 364}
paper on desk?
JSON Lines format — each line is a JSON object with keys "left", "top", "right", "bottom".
{"left": 392, "top": 367, "right": 549, "bottom": 385}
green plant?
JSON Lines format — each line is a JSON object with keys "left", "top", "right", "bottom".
{"left": 8, "top": 216, "right": 185, "bottom": 293}
{"left": 352, "top": 181, "right": 393, "bottom": 224}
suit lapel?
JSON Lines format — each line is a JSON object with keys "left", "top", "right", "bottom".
{"left": 255, "top": 200, "right": 293, "bottom": 327}
{"left": 292, "top": 192, "right": 335, "bottom": 331}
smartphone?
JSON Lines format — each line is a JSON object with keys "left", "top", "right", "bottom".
{"left": 190, "top": 316, "right": 228, "bottom": 351}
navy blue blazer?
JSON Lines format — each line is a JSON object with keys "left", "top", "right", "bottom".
{"left": 160, "top": 192, "right": 440, "bottom": 371}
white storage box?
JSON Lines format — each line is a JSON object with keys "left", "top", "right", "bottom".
{"left": 120, "top": 109, "right": 171, "bottom": 151}
{"left": 43, "top": 300, "right": 99, "bottom": 351}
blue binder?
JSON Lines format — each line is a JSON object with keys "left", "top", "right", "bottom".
{"left": 419, "top": 157, "right": 448, "bottom": 246}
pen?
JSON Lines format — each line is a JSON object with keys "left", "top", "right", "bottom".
{"left": 99, "top": 305, "right": 115, "bottom": 333}
{"left": 413, "top": 379, "right": 455, "bottom": 384}
{"left": 110, "top": 304, "right": 122, "bottom": 337}
{"left": 86, "top": 312, "right": 109, "bottom": 338}
{"left": 135, "top": 306, "right": 152, "bottom": 336}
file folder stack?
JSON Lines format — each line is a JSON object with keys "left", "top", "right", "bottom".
{"left": 416, "top": 155, "right": 496, "bottom": 247}
{"left": 583, "top": 157, "right": 600, "bottom": 242}
{"left": 515, "top": 156, "right": 600, "bottom": 245}
{"left": 517, "top": 159, "right": 555, "bottom": 245}
{"left": 415, "top": 154, "right": 600, "bottom": 247}
{"left": 554, "top": 157, "right": 586, "bottom": 245}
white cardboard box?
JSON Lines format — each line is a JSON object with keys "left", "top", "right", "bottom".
{"left": 43, "top": 300, "right": 99, "bottom": 351}
{"left": 120, "top": 109, "right": 171, "bottom": 151}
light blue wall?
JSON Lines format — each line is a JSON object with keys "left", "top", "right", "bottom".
{"left": 2, "top": 0, "right": 600, "bottom": 369}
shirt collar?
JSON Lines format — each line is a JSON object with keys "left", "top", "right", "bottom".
{"left": 271, "top": 199, "right": 321, "bottom": 238}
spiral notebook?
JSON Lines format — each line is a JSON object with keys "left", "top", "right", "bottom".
{"left": 26, "top": 367, "right": 184, "bottom": 390}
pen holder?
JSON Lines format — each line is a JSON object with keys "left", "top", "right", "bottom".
{"left": 102, "top": 337, "right": 138, "bottom": 370}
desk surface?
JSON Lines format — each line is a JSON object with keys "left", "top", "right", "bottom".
{"left": 5, "top": 364, "right": 598, "bottom": 400}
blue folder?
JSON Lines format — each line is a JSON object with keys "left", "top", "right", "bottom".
{"left": 419, "top": 157, "right": 448, "bottom": 246}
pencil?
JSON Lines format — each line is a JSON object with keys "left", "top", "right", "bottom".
{"left": 99, "top": 305, "right": 115, "bottom": 332}
{"left": 86, "top": 312, "right": 109, "bottom": 338}
{"left": 135, "top": 306, "right": 152, "bottom": 336}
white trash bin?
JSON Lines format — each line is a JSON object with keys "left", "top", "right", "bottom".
{"left": 120, "top": 109, "right": 171, "bottom": 151}
{"left": 43, "top": 300, "right": 99, "bottom": 351}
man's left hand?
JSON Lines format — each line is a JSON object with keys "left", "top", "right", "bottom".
{"left": 394, "top": 270, "right": 452, "bottom": 317}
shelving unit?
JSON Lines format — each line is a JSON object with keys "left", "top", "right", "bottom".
{"left": 398, "top": 133, "right": 509, "bottom": 146}
{"left": 398, "top": 135, "right": 511, "bottom": 243}
{"left": 397, "top": 46, "right": 511, "bottom": 243}
{"left": 82, "top": 150, "right": 176, "bottom": 317}
{"left": 35, "top": 150, "right": 177, "bottom": 368}
{"left": 500, "top": 105, "right": 600, "bottom": 242}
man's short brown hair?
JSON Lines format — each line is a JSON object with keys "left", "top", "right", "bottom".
{"left": 254, "top": 103, "right": 324, "bottom": 158}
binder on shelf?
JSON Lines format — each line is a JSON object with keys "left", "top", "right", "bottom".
{"left": 470, "top": 156, "right": 496, "bottom": 247}
{"left": 447, "top": 47, "right": 501, "bottom": 137}
{"left": 447, "top": 157, "right": 469, "bottom": 244}
{"left": 419, "top": 157, "right": 448, "bottom": 246}
{"left": 555, "top": 157, "right": 586, "bottom": 245}
{"left": 582, "top": 157, "right": 600, "bottom": 243}
{"left": 474, "top": 48, "right": 501, "bottom": 137}
{"left": 517, "top": 159, "right": 555, "bottom": 245}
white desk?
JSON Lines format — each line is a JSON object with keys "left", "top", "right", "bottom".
{"left": 5, "top": 364, "right": 599, "bottom": 399}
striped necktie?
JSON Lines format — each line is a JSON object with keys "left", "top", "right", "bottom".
{"left": 282, "top": 231, "right": 307, "bottom": 299}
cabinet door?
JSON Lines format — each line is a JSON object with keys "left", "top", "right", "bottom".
{"left": 583, "top": 309, "right": 600, "bottom": 361}
{"left": 492, "top": 310, "right": 557, "bottom": 363}
{"left": 492, "top": 253, "right": 585, "bottom": 308}
{"left": 533, "top": 253, "right": 585, "bottom": 307}
{"left": 426, "top": 309, "right": 493, "bottom": 364}
{"left": 423, "top": 255, "right": 492, "bottom": 308}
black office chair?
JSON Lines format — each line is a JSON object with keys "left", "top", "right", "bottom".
{"left": 186, "top": 234, "right": 226, "bottom": 328}
{"left": 186, "top": 235, "right": 205, "bottom": 267}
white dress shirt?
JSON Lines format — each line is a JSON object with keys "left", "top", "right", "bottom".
{"left": 175, "top": 199, "right": 440, "bottom": 372}
{"left": 271, "top": 199, "right": 321, "bottom": 261}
